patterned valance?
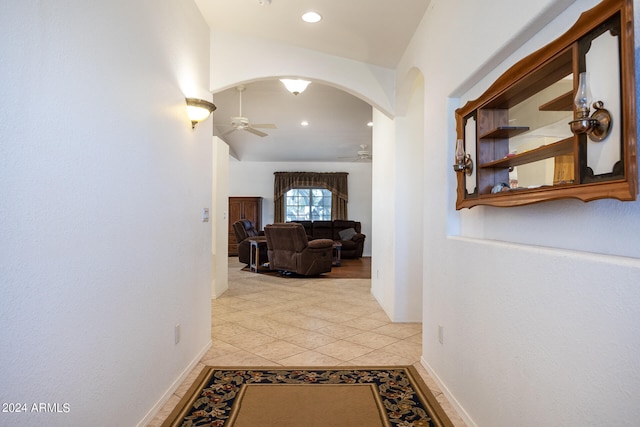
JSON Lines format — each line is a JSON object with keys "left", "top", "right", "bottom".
{"left": 274, "top": 172, "right": 348, "bottom": 222}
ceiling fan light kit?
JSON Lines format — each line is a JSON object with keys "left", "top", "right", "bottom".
{"left": 217, "top": 85, "right": 276, "bottom": 138}
{"left": 357, "top": 144, "right": 373, "bottom": 160}
{"left": 339, "top": 144, "right": 372, "bottom": 162}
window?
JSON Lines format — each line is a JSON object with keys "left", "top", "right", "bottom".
{"left": 274, "top": 172, "right": 348, "bottom": 222}
{"left": 285, "top": 188, "right": 332, "bottom": 221}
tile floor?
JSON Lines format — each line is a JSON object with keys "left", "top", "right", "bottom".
{"left": 148, "top": 258, "right": 466, "bottom": 426}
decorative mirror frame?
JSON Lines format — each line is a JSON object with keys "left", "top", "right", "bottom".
{"left": 454, "top": 0, "right": 636, "bottom": 209}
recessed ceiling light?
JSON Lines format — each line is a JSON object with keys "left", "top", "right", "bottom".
{"left": 301, "top": 121, "right": 309, "bottom": 126}
{"left": 302, "top": 11, "right": 322, "bottom": 23}
{"left": 367, "top": 121, "right": 373, "bottom": 127}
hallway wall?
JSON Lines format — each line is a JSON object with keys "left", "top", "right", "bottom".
{"left": 0, "top": 2, "right": 213, "bottom": 426}
{"left": 398, "top": 0, "right": 640, "bottom": 425}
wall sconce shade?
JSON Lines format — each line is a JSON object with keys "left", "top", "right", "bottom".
{"left": 186, "top": 98, "right": 216, "bottom": 129}
{"left": 280, "top": 79, "right": 311, "bottom": 95}
{"left": 568, "top": 72, "right": 612, "bottom": 142}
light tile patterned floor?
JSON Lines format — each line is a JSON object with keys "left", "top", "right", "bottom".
{"left": 148, "top": 258, "right": 466, "bottom": 426}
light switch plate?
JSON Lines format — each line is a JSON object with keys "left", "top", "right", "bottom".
{"left": 202, "top": 208, "right": 209, "bottom": 222}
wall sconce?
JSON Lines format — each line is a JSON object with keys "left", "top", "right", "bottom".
{"left": 186, "top": 98, "right": 216, "bottom": 129}
{"left": 568, "top": 72, "right": 612, "bottom": 142}
{"left": 453, "top": 139, "right": 473, "bottom": 175}
{"left": 280, "top": 79, "right": 311, "bottom": 95}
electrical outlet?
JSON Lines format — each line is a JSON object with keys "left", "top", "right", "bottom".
{"left": 438, "top": 325, "right": 444, "bottom": 345}
{"left": 175, "top": 323, "right": 181, "bottom": 345}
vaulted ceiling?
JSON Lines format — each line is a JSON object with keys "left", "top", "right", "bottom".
{"left": 195, "top": 0, "right": 431, "bottom": 162}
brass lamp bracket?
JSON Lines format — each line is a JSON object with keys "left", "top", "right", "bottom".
{"left": 569, "top": 100, "right": 612, "bottom": 142}
{"left": 588, "top": 101, "right": 612, "bottom": 142}
{"left": 453, "top": 154, "right": 474, "bottom": 176}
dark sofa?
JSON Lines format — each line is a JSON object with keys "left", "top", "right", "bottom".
{"left": 290, "top": 220, "right": 365, "bottom": 258}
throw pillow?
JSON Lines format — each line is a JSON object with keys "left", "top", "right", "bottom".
{"left": 338, "top": 227, "right": 357, "bottom": 241}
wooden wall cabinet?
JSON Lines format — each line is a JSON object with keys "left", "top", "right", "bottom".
{"left": 228, "top": 197, "right": 262, "bottom": 256}
{"left": 454, "top": 0, "right": 637, "bottom": 209}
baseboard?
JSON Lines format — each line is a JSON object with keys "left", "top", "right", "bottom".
{"left": 421, "top": 356, "right": 477, "bottom": 427}
{"left": 370, "top": 289, "right": 393, "bottom": 321}
{"left": 370, "top": 290, "right": 420, "bottom": 323}
{"left": 137, "top": 340, "right": 212, "bottom": 427}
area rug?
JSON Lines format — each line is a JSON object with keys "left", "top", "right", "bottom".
{"left": 240, "top": 257, "right": 371, "bottom": 279}
{"left": 162, "top": 366, "right": 453, "bottom": 427}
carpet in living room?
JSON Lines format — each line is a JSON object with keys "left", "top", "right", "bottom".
{"left": 240, "top": 256, "right": 371, "bottom": 279}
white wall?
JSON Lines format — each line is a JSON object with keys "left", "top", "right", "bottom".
{"left": 397, "top": 0, "right": 640, "bottom": 425}
{"left": 393, "top": 72, "right": 425, "bottom": 322}
{"left": 212, "top": 137, "right": 229, "bottom": 298}
{"left": 228, "top": 160, "right": 373, "bottom": 256}
{"left": 371, "top": 110, "right": 397, "bottom": 316}
{"left": 371, "top": 73, "right": 426, "bottom": 323}
{"left": 0, "top": 2, "right": 213, "bottom": 426}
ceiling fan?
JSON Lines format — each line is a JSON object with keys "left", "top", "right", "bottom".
{"left": 217, "top": 85, "right": 276, "bottom": 137}
{"left": 340, "top": 144, "right": 372, "bottom": 162}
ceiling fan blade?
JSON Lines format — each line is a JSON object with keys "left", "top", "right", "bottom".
{"left": 251, "top": 123, "right": 277, "bottom": 129}
{"left": 244, "top": 127, "right": 268, "bottom": 137}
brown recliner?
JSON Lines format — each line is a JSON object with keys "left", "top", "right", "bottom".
{"left": 264, "top": 223, "right": 334, "bottom": 276}
{"left": 233, "top": 219, "right": 266, "bottom": 265}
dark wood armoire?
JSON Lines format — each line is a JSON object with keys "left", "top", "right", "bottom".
{"left": 228, "top": 196, "right": 262, "bottom": 256}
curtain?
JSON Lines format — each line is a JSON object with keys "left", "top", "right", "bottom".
{"left": 274, "top": 172, "right": 348, "bottom": 222}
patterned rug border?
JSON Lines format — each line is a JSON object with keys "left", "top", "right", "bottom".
{"left": 161, "top": 365, "right": 453, "bottom": 427}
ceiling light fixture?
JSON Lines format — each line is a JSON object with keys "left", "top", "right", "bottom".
{"left": 280, "top": 78, "right": 311, "bottom": 95}
{"left": 186, "top": 98, "right": 216, "bottom": 130}
{"left": 301, "top": 121, "right": 309, "bottom": 126}
{"left": 302, "top": 11, "right": 322, "bottom": 23}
